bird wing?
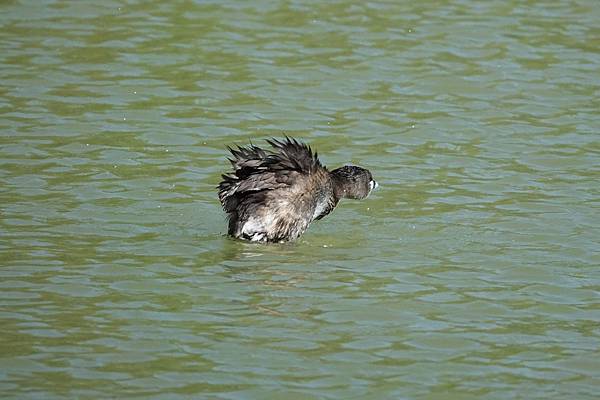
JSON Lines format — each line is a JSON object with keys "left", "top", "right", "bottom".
{"left": 219, "top": 138, "right": 321, "bottom": 212}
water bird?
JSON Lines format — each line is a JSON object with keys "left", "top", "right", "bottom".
{"left": 218, "top": 137, "right": 377, "bottom": 242}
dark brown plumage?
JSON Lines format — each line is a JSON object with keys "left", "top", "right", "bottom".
{"left": 218, "top": 137, "right": 377, "bottom": 242}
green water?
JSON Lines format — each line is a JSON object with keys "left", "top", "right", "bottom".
{"left": 1, "top": 1, "right": 599, "bottom": 398}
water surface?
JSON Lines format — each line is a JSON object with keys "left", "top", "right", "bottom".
{"left": 1, "top": 1, "right": 599, "bottom": 399}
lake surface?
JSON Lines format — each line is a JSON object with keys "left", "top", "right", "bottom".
{"left": 1, "top": 0, "right": 599, "bottom": 398}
